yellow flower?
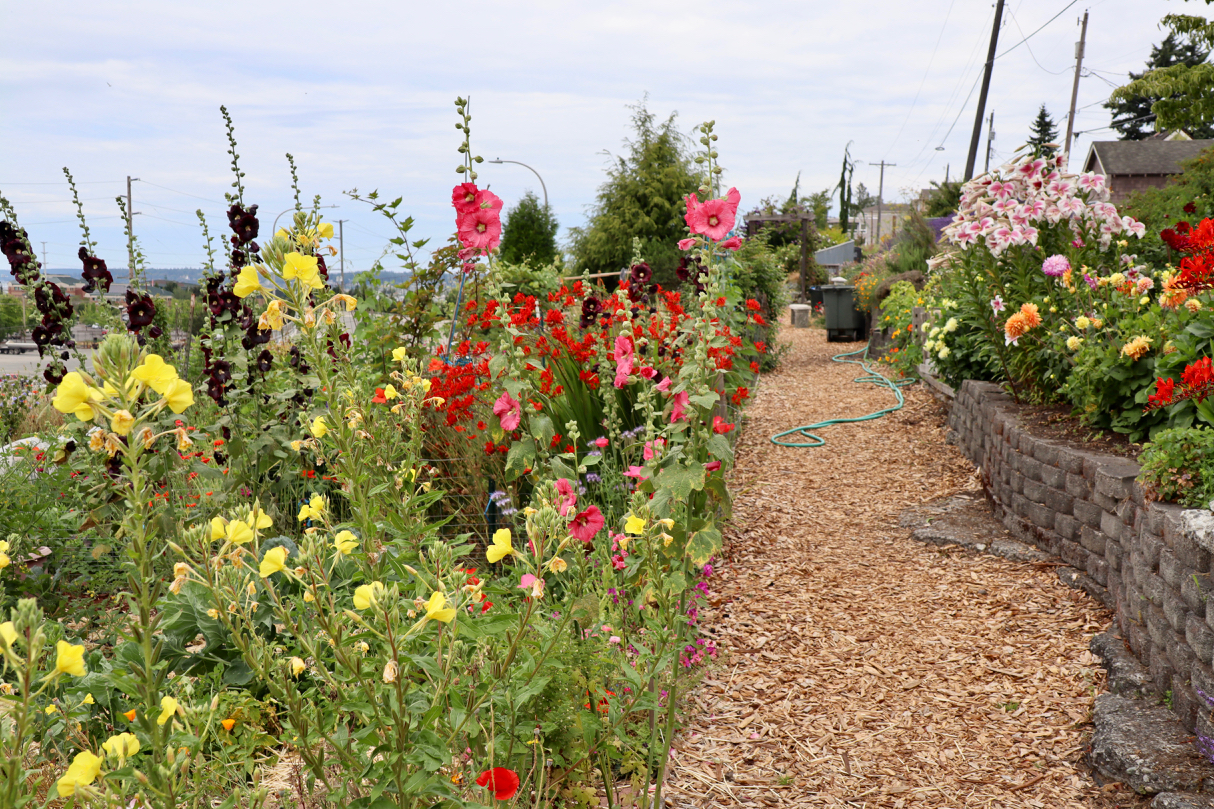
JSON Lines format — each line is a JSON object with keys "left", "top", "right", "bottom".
{"left": 54, "top": 640, "right": 87, "bottom": 677}
{"left": 1067, "top": 336, "right": 1083, "bottom": 352}
{"left": 102, "top": 732, "right": 140, "bottom": 764}
{"left": 333, "top": 293, "right": 357, "bottom": 311}
{"left": 259, "top": 546, "right": 288, "bottom": 578}
{"left": 549, "top": 557, "right": 568, "bottom": 573}
{"left": 233, "top": 265, "right": 265, "bottom": 298}
{"left": 283, "top": 252, "right": 323, "bottom": 290}
{"left": 391, "top": 347, "right": 408, "bottom": 362}
{"left": 83, "top": 693, "right": 94, "bottom": 705}
{"left": 486, "top": 528, "right": 514, "bottom": 563}
{"left": 88, "top": 430, "right": 106, "bottom": 452}
{"left": 307, "top": 494, "right": 326, "bottom": 516}
{"left": 226, "top": 520, "right": 254, "bottom": 545}
{"left": 353, "top": 581, "right": 385, "bottom": 610}
{"left": 209, "top": 516, "right": 227, "bottom": 541}
{"left": 56, "top": 750, "right": 102, "bottom": 796}
{"left": 51, "top": 372, "right": 101, "bottom": 421}
{"left": 259, "top": 299, "right": 285, "bottom": 331}
{"left": 382, "top": 384, "right": 398, "bottom": 400}
{"left": 297, "top": 503, "right": 317, "bottom": 522}
{"left": 1121, "top": 335, "right": 1153, "bottom": 361}
{"left": 45, "top": 704, "right": 58, "bottom": 714}
{"left": 289, "top": 656, "right": 306, "bottom": 678}
{"left": 303, "top": 590, "right": 315, "bottom": 603}
{"left": 0, "top": 542, "right": 8, "bottom": 570}
{"left": 318, "top": 222, "right": 334, "bottom": 240}
{"left": 206, "top": 608, "right": 219, "bottom": 619}
{"left": 108, "top": 409, "right": 134, "bottom": 437}
{"left": 310, "top": 416, "right": 328, "bottom": 439}
{"left": 248, "top": 506, "right": 273, "bottom": 531}
{"left": 132, "top": 354, "right": 179, "bottom": 395}
{"left": 333, "top": 530, "right": 358, "bottom": 555}
{"left": 1, "top": 621, "right": 18, "bottom": 648}
{"left": 157, "top": 695, "right": 179, "bottom": 726}
{"left": 162, "top": 378, "right": 195, "bottom": 414}
{"left": 624, "top": 514, "right": 646, "bottom": 536}
{"left": 383, "top": 660, "right": 398, "bottom": 683}
{"left": 424, "top": 591, "right": 456, "bottom": 624}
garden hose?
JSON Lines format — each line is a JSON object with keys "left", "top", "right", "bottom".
{"left": 770, "top": 341, "right": 914, "bottom": 448}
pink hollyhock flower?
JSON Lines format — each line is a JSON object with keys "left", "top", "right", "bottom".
{"left": 458, "top": 207, "right": 503, "bottom": 252}
{"left": 623, "top": 465, "right": 648, "bottom": 480}
{"left": 475, "top": 189, "right": 503, "bottom": 213}
{"left": 719, "top": 236, "right": 743, "bottom": 251}
{"left": 705, "top": 461, "right": 722, "bottom": 472}
{"left": 517, "top": 574, "right": 544, "bottom": 598}
{"left": 594, "top": 437, "right": 609, "bottom": 448}
{"left": 492, "top": 391, "right": 521, "bottom": 432}
{"left": 640, "top": 367, "right": 656, "bottom": 380}
{"left": 569, "top": 505, "right": 604, "bottom": 542}
{"left": 655, "top": 377, "right": 672, "bottom": 393}
{"left": 554, "top": 478, "right": 577, "bottom": 516}
{"left": 669, "top": 391, "right": 689, "bottom": 423}
{"left": 678, "top": 238, "right": 697, "bottom": 250}
{"left": 684, "top": 187, "right": 741, "bottom": 241}
{"left": 643, "top": 438, "right": 665, "bottom": 461}
{"left": 613, "top": 335, "right": 634, "bottom": 389}
{"left": 452, "top": 183, "right": 481, "bottom": 214}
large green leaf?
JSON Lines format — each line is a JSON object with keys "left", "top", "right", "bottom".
{"left": 686, "top": 527, "right": 722, "bottom": 566}
{"left": 655, "top": 462, "right": 706, "bottom": 502}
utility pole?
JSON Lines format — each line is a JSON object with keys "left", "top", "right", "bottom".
{"left": 336, "top": 220, "right": 347, "bottom": 291}
{"left": 869, "top": 161, "right": 896, "bottom": 244}
{"left": 1063, "top": 11, "right": 1090, "bottom": 168}
{"left": 126, "top": 176, "right": 140, "bottom": 284}
{"left": 965, "top": 0, "right": 1005, "bottom": 181}
{"left": 984, "top": 112, "right": 996, "bottom": 174}
{"left": 40, "top": 242, "right": 47, "bottom": 269}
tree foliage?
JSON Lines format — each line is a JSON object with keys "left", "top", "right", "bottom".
{"left": 498, "top": 191, "right": 559, "bottom": 266}
{"left": 1110, "top": 12, "right": 1214, "bottom": 136}
{"left": 567, "top": 101, "right": 700, "bottom": 285}
{"left": 1027, "top": 105, "right": 1060, "bottom": 158}
{"left": 923, "top": 180, "right": 962, "bottom": 218}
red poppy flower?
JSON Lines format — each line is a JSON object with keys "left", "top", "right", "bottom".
{"left": 476, "top": 767, "right": 520, "bottom": 801}
{"left": 371, "top": 388, "right": 387, "bottom": 404}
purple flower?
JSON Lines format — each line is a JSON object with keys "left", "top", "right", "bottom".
{"left": 1084, "top": 273, "right": 1098, "bottom": 290}
{"left": 1042, "top": 254, "right": 1070, "bottom": 277}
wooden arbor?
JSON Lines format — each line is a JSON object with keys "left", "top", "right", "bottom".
{"left": 743, "top": 211, "right": 816, "bottom": 303}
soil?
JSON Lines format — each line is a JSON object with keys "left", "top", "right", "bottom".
{"left": 1016, "top": 403, "right": 1143, "bottom": 462}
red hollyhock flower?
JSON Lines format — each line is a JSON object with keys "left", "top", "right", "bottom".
{"left": 476, "top": 767, "right": 520, "bottom": 801}
{"left": 569, "top": 505, "right": 604, "bottom": 542}
{"left": 705, "top": 461, "right": 722, "bottom": 472}
{"left": 712, "top": 416, "right": 735, "bottom": 434}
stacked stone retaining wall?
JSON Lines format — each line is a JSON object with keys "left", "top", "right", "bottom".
{"left": 949, "top": 380, "right": 1214, "bottom": 734}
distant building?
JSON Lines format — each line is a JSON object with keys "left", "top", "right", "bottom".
{"left": 1083, "top": 136, "right": 1214, "bottom": 204}
{"left": 855, "top": 203, "right": 912, "bottom": 246}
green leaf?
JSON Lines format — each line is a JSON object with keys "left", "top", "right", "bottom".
{"left": 690, "top": 392, "right": 720, "bottom": 411}
{"left": 706, "top": 434, "right": 734, "bottom": 464}
{"left": 666, "top": 571, "right": 688, "bottom": 594}
{"left": 505, "top": 438, "right": 535, "bottom": 480}
{"left": 654, "top": 463, "right": 706, "bottom": 502}
{"left": 686, "top": 527, "right": 722, "bottom": 566}
{"left": 530, "top": 414, "right": 555, "bottom": 447}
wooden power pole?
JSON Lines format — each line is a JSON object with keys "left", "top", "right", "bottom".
{"left": 1063, "top": 11, "right": 1090, "bottom": 168}
{"left": 965, "top": 0, "right": 1006, "bottom": 181}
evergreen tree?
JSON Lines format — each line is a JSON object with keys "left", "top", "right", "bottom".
{"left": 567, "top": 101, "right": 700, "bottom": 285}
{"left": 1027, "top": 105, "right": 1060, "bottom": 158}
{"left": 498, "top": 191, "right": 559, "bottom": 266}
{"left": 1107, "top": 31, "right": 1214, "bottom": 139}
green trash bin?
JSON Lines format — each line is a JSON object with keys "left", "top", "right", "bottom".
{"left": 822, "top": 285, "right": 865, "bottom": 342}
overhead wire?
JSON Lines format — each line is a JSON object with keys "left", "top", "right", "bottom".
{"left": 995, "top": 0, "right": 1081, "bottom": 59}
{"left": 136, "top": 181, "right": 225, "bottom": 204}
{"left": 1005, "top": 7, "right": 1073, "bottom": 75}
{"left": 881, "top": 0, "right": 957, "bottom": 161}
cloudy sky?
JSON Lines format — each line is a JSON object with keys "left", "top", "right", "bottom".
{"left": 0, "top": 0, "right": 1186, "bottom": 276}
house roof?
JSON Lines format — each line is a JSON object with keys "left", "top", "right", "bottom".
{"left": 1084, "top": 139, "right": 1214, "bottom": 177}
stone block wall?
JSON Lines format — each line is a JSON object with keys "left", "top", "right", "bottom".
{"left": 948, "top": 380, "right": 1214, "bottom": 733}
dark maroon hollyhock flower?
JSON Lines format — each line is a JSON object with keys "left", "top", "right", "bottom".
{"left": 35, "top": 283, "right": 73, "bottom": 319}
{"left": 676, "top": 256, "right": 692, "bottom": 281}
{"left": 234, "top": 213, "right": 259, "bottom": 244}
{"left": 210, "top": 359, "right": 232, "bottom": 384}
{"left": 43, "top": 365, "right": 65, "bottom": 385}
{"left": 629, "top": 262, "right": 652, "bottom": 285}
{"left": 339, "top": 332, "right": 351, "bottom": 349}
{"left": 214, "top": 451, "right": 227, "bottom": 466}
{"left": 227, "top": 204, "right": 244, "bottom": 229}
{"left": 316, "top": 253, "right": 328, "bottom": 280}
{"left": 126, "top": 293, "right": 156, "bottom": 331}
{"left": 256, "top": 348, "right": 273, "bottom": 373}
{"left": 241, "top": 323, "right": 271, "bottom": 350}
{"left": 148, "top": 325, "right": 163, "bottom": 339}
{"left": 288, "top": 345, "right": 302, "bottom": 368}
{"left": 207, "top": 376, "right": 226, "bottom": 405}
{"left": 581, "top": 297, "right": 602, "bottom": 318}
{"left": 32, "top": 321, "right": 62, "bottom": 350}
{"left": 231, "top": 248, "right": 247, "bottom": 267}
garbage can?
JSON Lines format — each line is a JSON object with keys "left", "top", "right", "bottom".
{"left": 822, "top": 285, "right": 865, "bottom": 342}
{"left": 807, "top": 286, "right": 824, "bottom": 308}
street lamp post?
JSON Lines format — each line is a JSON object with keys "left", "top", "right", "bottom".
{"left": 272, "top": 204, "right": 339, "bottom": 234}
{"left": 488, "top": 159, "right": 548, "bottom": 210}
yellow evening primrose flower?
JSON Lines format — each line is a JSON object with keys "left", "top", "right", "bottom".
{"left": 247, "top": 507, "right": 272, "bottom": 532}
{"left": 157, "top": 695, "right": 179, "bottom": 726}
{"left": 226, "top": 520, "right": 255, "bottom": 546}
{"left": 486, "top": 528, "right": 514, "bottom": 563}
{"left": 424, "top": 591, "right": 456, "bottom": 624}
{"left": 353, "top": 581, "right": 385, "bottom": 610}
{"left": 110, "top": 409, "right": 135, "bottom": 437}
{"left": 382, "top": 384, "right": 398, "bottom": 400}
{"left": 57, "top": 750, "right": 103, "bottom": 797}
{"left": 51, "top": 372, "right": 101, "bottom": 421}
{"left": 259, "top": 546, "right": 288, "bottom": 578}
{"left": 54, "top": 640, "right": 87, "bottom": 677}
{"left": 209, "top": 516, "right": 227, "bottom": 541}
{"left": 233, "top": 265, "right": 265, "bottom": 298}
{"left": 45, "top": 704, "right": 58, "bottom": 714}
{"left": 0, "top": 540, "right": 8, "bottom": 571}
{"left": 283, "top": 252, "right": 323, "bottom": 290}
{"left": 0, "top": 621, "right": 17, "bottom": 647}
{"left": 624, "top": 514, "right": 646, "bottom": 536}
{"left": 333, "top": 530, "right": 358, "bottom": 555}
{"left": 82, "top": 693, "right": 94, "bottom": 705}
{"left": 333, "top": 293, "right": 356, "bottom": 311}
{"left": 549, "top": 557, "right": 568, "bottom": 573}
{"left": 102, "top": 732, "right": 140, "bottom": 764}
{"left": 391, "top": 347, "right": 408, "bottom": 362}
{"left": 132, "top": 354, "right": 179, "bottom": 394}
{"left": 289, "top": 656, "right": 306, "bottom": 678}
{"left": 162, "top": 378, "right": 195, "bottom": 414}
{"left": 297, "top": 502, "right": 317, "bottom": 522}
{"left": 318, "top": 222, "right": 334, "bottom": 240}
{"left": 310, "top": 416, "right": 328, "bottom": 439}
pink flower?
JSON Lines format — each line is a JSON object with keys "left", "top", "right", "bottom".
{"left": 712, "top": 416, "right": 735, "bottom": 434}
{"left": 623, "top": 465, "right": 648, "bottom": 480}
{"left": 475, "top": 189, "right": 503, "bottom": 213}
{"left": 458, "top": 207, "right": 503, "bottom": 252}
{"left": 518, "top": 574, "right": 544, "bottom": 598}
{"left": 493, "top": 391, "right": 521, "bottom": 432}
{"left": 554, "top": 478, "right": 577, "bottom": 516}
{"left": 643, "top": 438, "right": 665, "bottom": 461}
{"left": 719, "top": 236, "right": 743, "bottom": 251}
{"left": 669, "top": 391, "right": 689, "bottom": 423}
{"left": 684, "top": 187, "right": 741, "bottom": 241}
{"left": 705, "top": 461, "right": 722, "bottom": 472}
{"left": 569, "top": 505, "right": 604, "bottom": 542}
{"left": 593, "top": 437, "right": 609, "bottom": 448}
{"left": 452, "top": 183, "right": 481, "bottom": 214}
{"left": 1042, "top": 255, "right": 1070, "bottom": 277}
{"left": 678, "top": 238, "right": 697, "bottom": 250}
{"left": 613, "top": 335, "right": 634, "bottom": 389}
{"left": 655, "top": 377, "right": 672, "bottom": 393}
{"left": 639, "top": 367, "right": 656, "bottom": 380}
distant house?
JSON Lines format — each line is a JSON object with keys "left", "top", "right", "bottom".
{"left": 1082, "top": 137, "right": 1214, "bottom": 204}
{"left": 855, "top": 203, "right": 912, "bottom": 246}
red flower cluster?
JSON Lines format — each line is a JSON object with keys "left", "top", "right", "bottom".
{"left": 1146, "top": 357, "right": 1214, "bottom": 410}
{"left": 1165, "top": 219, "right": 1214, "bottom": 292}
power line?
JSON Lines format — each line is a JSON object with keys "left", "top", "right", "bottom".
{"left": 138, "top": 213, "right": 198, "bottom": 227}
{"left": 0, "top": 180, "right": 122, "bottom": 186}
{"left": 136, "top": 180, "right": 225, "bottom": 203}
{"left": 1006, "top": 7, "right": 1072, "bottom": 75}
{"left": 882, "top": 0, "right": 957, "bottom": 160}
{"left": 995, "top": 0, "right": 1081, "bottom": 59}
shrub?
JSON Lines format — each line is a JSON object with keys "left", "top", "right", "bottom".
{"left": 1139, "top": 427, "right": 1214, "bottom": 507}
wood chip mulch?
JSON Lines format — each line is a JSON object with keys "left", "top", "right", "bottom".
{"left": 664, "top": 326, "right": 1149, "bottom": 808}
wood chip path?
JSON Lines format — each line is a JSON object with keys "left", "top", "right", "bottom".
{"left": 664, "top": 326, "right": 1148, "bottom": 808}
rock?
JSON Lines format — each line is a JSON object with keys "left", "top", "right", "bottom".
{"left": 1153, "top": 793, "right": 1214, "bottom": 808}
{"left": 1091, "top": 632, "right": 1156, "bottom": 698}
{"left": 900, "top": 493, "right": 1051, "bottom": 562}
{"left": 1089, "top": 693, "right": 1214, "bottom": 795}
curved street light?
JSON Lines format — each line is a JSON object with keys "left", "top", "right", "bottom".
{"left": 487, "top": 159, "right": 548, "bottom": 211}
